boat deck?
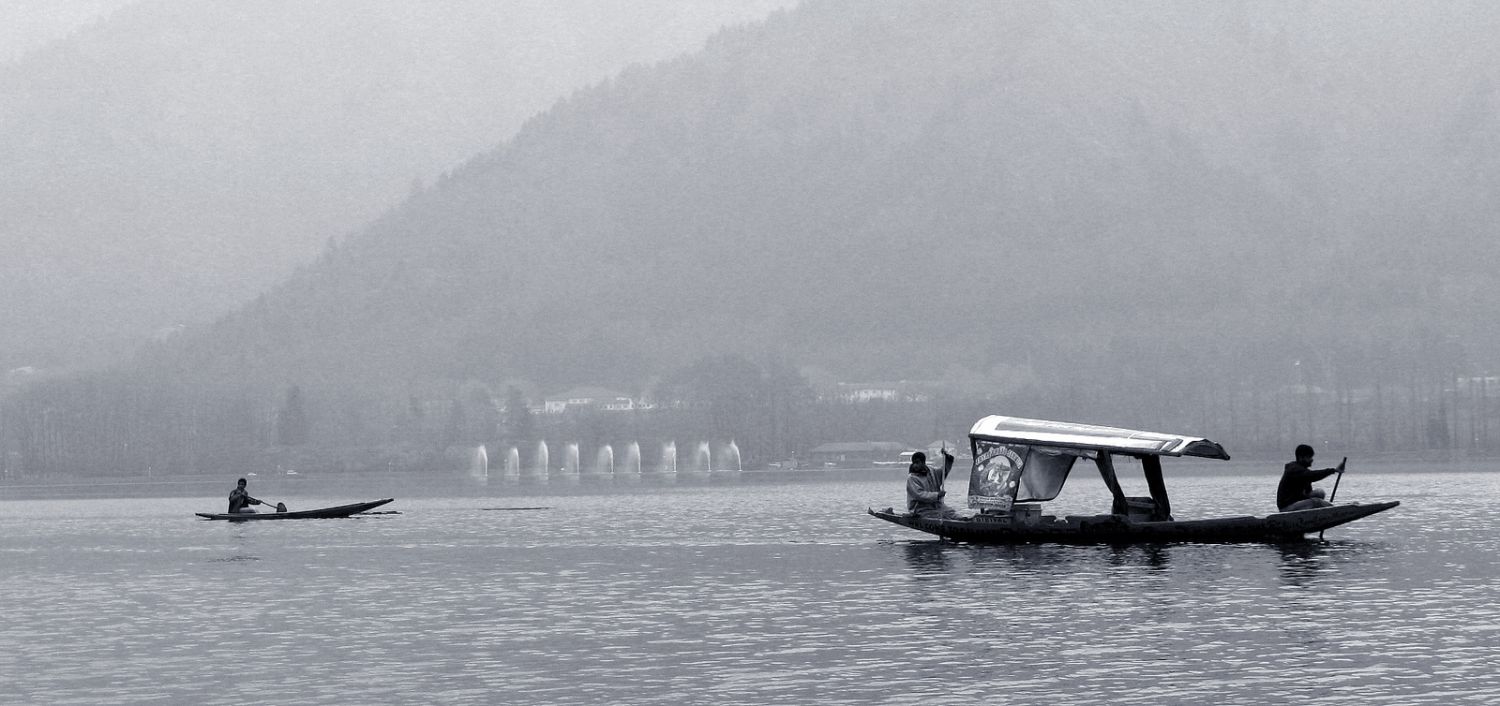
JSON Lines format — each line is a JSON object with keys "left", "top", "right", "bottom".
{"left": 869, "top": 501, "right": 1399, "bottom": 544}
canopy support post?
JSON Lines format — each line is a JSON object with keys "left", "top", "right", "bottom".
{"left": 1140, "top": 454, "right": 1173, "bottom": 521}
{"left": 1094, "top": 452, "right": 1129, "bottom": 515}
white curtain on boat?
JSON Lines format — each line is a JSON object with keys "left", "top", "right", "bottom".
{"left": 1016, "top": 446, "right": 1087, "bottom": 502}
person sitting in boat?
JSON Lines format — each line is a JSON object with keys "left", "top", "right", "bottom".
{"left": 1277, "top": 444, "right": 1344, "bottom": 512}
{"left": 906, "top": 449, "right": 959, "bottom": 519}
{"left": 228, "top": 478, "right": 265, "bottom": 514}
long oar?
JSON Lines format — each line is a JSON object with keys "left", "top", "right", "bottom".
{"left": 937, "top": 443, "right": 947, "bottom": 492}
{"left": 930, "top": 444, "right": 950, "bottom": 539}
{"left": 937, "top": 443, "right": 955, "bottom": 499}
{"left": 1326, "top": 457, "right": 1348, "bottom": 503}
{"left": 1318, "top": 457, "right": 1347, "bottom": 540}
{"left": 259, "top": 500, "right": 288, "bottom": 513}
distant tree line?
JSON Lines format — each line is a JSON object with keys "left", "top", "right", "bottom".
{"left": 4, "top": 339, "right": 1499, "bottom": 479}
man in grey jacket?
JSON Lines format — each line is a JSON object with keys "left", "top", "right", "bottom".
{"left": 906, "top": 448, "right": 958, "bottom": 518}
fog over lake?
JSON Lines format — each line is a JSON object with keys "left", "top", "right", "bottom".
{"left": 3, "top": 2, "right": 1500, "bottom": 703}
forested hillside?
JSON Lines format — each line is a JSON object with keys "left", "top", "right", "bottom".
{"left": 155, "top": 0, "right": 1500, "bottom": 387}
{"left": 0, "top": 0, "right": 792, "bottom": 370}
{"left": 9, "top": 0, "right": 1500, "bottom": 476}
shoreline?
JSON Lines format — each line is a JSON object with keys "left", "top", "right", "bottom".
{"left": 3, "top": 455, "right": 1498, "bottom": 502}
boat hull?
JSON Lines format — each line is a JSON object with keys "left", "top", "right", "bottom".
{"left": 868, "top": 501, "right": 1399, "bottom": 544}
{"left": 196, "top": 498, "right": 394, "bottom": 521}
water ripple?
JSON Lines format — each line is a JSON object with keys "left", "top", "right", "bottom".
{"left": 1, "top": 469, "right": 1497, "bottom": 704}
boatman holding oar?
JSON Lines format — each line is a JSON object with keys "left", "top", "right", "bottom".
{"left": 227, "top": 477, "right": 266, "bottom": 514}
{"left": 1276, "top": 444, "right": 1344, "bottom": 512}
{"left": 906, "top": 448, "right": 958, "bottom": 519}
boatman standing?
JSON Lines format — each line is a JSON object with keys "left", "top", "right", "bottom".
{"left": 1277, "top": 444, "right": 1343, "bottom": 512}
{"left": 228, "top": 478, "right": 265, "bottom": 514}
{"left": 906, "top": 448, "right": 959, "bottom": 519}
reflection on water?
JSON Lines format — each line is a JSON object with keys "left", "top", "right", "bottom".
{"left": 1271, "top": 540, "right": 1333, "bottom": 587}
{"left": 967, "top": 542, "right": 1086, "bottom": 572}
{"left": 0, "top": 471, "right": 1497, "bottom": 705}
{"left": 1107, "top": 542, "right": 1172, "bottom": 571}
{"left": 899, "top": 540, "right": 952, "bottom": 575}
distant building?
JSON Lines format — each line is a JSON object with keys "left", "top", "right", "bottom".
{"left": 1456, "top": 376, "right": 1500, "bottom": 396}
{"left": 899, "top": 441, "right": 971, "bottom": 465}
{"left": 3, "top": 366, "right": 39, "bottom": 391}
{"left": 830, "top": 381, "right": 937, "bottom": 403}
{"left": 805, "top": 441, "right": 910, "bottom": 467}
{"left": 150, "top": 324, "right": 186, "bottom": 342}
{"left": 837, "top": 383, "right": 898, "bottom": 403}
{"left": 542, "top": 387, "right": 639, "bottom": 414}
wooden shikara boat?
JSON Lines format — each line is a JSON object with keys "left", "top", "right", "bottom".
{"left": 196, "top": 498, "right": 394, "bottom": 521}
{"left": 869, "top": 501, "right": 1399, "bottom": 544}
{"left": 870, "top": 416, "right": 1398, "bottom": 544}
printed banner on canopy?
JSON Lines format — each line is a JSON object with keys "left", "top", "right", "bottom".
{"left": 969, "top": 441, "right": 1027, "bottom": 511}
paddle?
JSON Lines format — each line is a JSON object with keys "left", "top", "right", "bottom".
{"left": 925, "top": 443, "right": 950, "bottom": 537}
{"left": 937, "top": 443, "right": 953, "bottom": 495}
{"left": 1327, "top": 457, "right": 1347, "bottom": 503}
{"left": 1318, "top": 457, "right": 1347, "bottom": 540}
{"left": 258, "top": 499, "right": 288, "bottom": 513}
{"left": 937, "top": 442, "right": 946, "bottom": 491}
{"left": 939, "top": 443, "right": 958, "bottom": 522}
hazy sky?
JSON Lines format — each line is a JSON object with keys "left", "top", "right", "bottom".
{"left": 0, "top": 0, "right": 799, "bottom": 370}
{"left": 0, "top": 0, "right": 134, "bottom": 64}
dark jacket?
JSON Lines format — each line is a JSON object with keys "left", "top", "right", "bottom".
{"left": 228, "top": 487, "right": 257, "bottom": 513}
{"left": 1276, "top": 461, "right": 1338, "bottom": 510}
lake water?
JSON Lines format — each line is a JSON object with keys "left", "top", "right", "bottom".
{"left": 3, "top": 462, "right": 1498, "bottom": 705}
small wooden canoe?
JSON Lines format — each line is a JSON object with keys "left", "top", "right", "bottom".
{"left": 868, "top": 500, "right": 1399, "bottom": 544}
{"left": 196, "top": 498, "right": 394, "bottom": 521}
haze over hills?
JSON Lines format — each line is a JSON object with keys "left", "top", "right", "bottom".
{"left": 10, "top": 0, "right": 1500, "bottom": 478}
{"left": 0, "top": 0, "right": 135, "bottom": 65}
{"left": 143, "top": 0, "right": 1500, "bottom": 394}
{"left": 0, "top": 0, "right": 794, "bottom": 371}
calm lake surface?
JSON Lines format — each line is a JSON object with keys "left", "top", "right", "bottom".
{"left": 3, "top": 462, "right": 1499, "bottom": 705}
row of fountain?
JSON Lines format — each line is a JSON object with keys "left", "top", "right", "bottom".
{"left": 468, "top": 441, "right": 742, "bottom": 483}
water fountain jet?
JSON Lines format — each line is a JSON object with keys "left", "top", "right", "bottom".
{"left": 470, "top": 444, "right": 489, "bottom": 484}
{"left": 593, "top": 444, "right": 615, "bottom": 477}
{"left": 625, "top": 441, "right": 642, "bottom": 475}
{"left": 504, "top": 447, "right": 520, "bottom": 481}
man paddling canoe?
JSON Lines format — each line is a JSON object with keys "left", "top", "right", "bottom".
{"left": 1277, "top": 444, "right": 1344, "bottom": 511}
{"left": 227, "top": 477, "right": 266, "bottom": 514}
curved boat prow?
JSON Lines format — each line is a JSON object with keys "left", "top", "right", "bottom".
{"left": 1266, "top": 499, "right": 1400, "bottom": 535}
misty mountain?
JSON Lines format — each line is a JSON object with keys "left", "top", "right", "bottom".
{"left": 0, "top": 0, "right": 792, "bottom": 370}
{"left": 138, "top": 0, "right": 1500, "bottom": 398}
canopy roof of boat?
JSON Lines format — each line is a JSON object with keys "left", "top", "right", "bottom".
{"left": 969, "top": 416, "right": 1230, "bottom": 460}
